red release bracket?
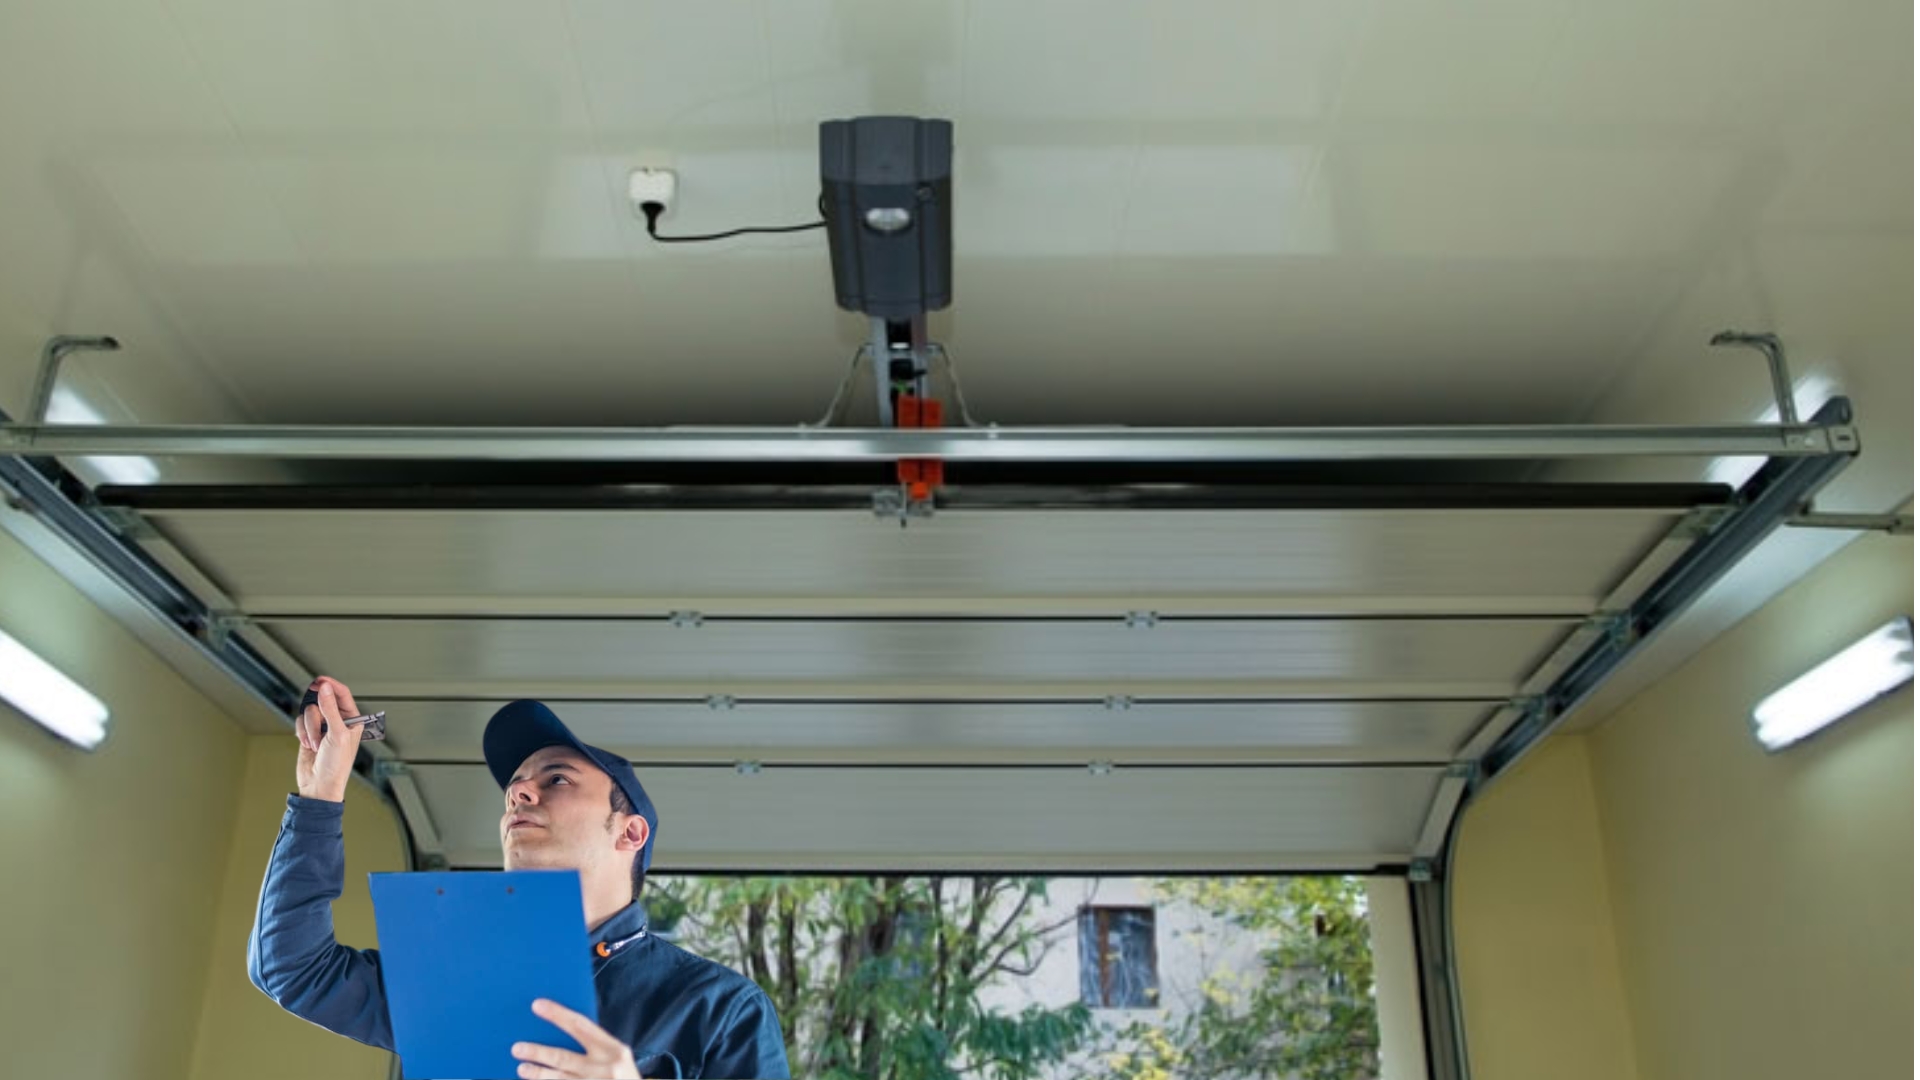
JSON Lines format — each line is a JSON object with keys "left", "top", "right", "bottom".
{"left": 893, "top": 395, "right": 945, "bottom": 505}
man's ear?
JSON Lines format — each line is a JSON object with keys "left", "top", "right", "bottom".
{"left": 616, "top": 814, "right": 650, "bottom": 854}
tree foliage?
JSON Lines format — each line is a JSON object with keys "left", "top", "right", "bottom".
{"left": 647, "top": 876, "right": 1094, "bottom": 1080}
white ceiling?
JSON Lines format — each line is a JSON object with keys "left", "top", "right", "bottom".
{"left": 0, "top": 0, "right": 1910, "bottom": 784}
{"left": 0, "top": 0, "right": 1908, "bottom": 434}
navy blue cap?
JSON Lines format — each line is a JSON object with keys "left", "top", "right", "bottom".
{"left": 483, "top": 700, "right": 657, "bottom": 874}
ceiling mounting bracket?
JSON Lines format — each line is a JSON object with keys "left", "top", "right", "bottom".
{"left": 1709, "top": 329, "right": 1799, "bottom": 425}
{"left": 1784, "top": 509, "right": 1913, "bottom": 535}
{"left": 27, "top": 335, "right": 122, "bottom": 425}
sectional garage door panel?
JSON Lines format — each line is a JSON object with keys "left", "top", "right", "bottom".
{"left": 142, "top": 506, "right": 1690, "bottom": 616}
{"left": 259, "top": 615, "right": 1576, "bottom": 694}
{"left": 410, "top": 763, "right": 1446, "bottom": 873}
{"left": 380, "top": 699, "right": 1500, "bottom": 764}
{"left": 108, "top": 488, "right": 1726, "bottom": 867}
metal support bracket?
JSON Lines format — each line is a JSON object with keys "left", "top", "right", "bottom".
{"left": 868, "top": 319, "right": 897, "bottom": 428}
{"left": 925, "top": 344, "right": 985, "bottom": 428}
{"left": 868, "top": 316, "right": 933, "bottom": 428}
{"left": 1785, "top": 511, "right": 1913, "bottom": 535}
{"left": 871, "top": 486, "right": 936, "bottom": 524}
{"left": 27, "top": 335, "right": 121, "bottom": 425}
{"left": 1667, "top": 505, "right": 1736, "bottom": 542}
{"left": 1710, "top": 330, "right": 1798, "bottom": 424}
{"left": 1585, "top": 611, "right": 1636, "bottom": 650}
{"left": 201, "top": 611, "right": 248, "bottom": 650}
{"left": 91, "top": 503, "right": 159, "bottom": 540}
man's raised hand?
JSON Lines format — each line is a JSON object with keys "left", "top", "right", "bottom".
{"left": 295, "top": 675, "right": 366, "bottom": 803}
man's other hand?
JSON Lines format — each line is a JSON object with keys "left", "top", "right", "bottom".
{"left": 294, "top": 675, "right": 366, "bottom": 803}
{"left": 513, "top": 999, "right": 643, "bottom": 1079}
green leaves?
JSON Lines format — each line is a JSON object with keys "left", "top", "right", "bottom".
{"left": 647, "top": 875, "right": 1092, "bottom": 1080}
{"left": 646, "top": 874, "right": 1379, "bottom": 1080}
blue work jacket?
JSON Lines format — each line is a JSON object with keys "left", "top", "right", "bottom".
{"left": 247, "top": 795, "right": 790, "bottom": 1078}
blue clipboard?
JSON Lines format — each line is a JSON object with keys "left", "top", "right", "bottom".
{"left": 369, "top": 870, "right": 600, "bottom": 1079}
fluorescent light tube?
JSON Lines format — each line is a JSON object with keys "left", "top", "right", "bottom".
{"left": 46, "top": 386, "right": 160, "bottom": 485}
{"left": 1705, "top": 373, "right": 1839, "bottom": 489}
{"left": 1752, "top": 616, "right": 1914, "bottom": 751}
{"left": 0, "top": 627, "right": 110, "bottom": 749}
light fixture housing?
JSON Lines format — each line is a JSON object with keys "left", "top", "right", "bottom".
{"left": 1751, "top": 616, "right": 1913, "bottom": 751}
{"left": 0, "top": 626, "right": 111, "bottom": 749}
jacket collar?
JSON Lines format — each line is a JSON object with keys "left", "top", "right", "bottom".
{"left": 590, "top": 900, "right": 650, "bottom": 960}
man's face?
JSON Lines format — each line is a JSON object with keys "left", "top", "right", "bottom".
{"left": 500, "top": 746, "right": 639, "bottom": 877}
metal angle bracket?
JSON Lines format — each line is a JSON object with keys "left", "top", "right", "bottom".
{"left": 872, "top": 485, "right": 937, "bottom": 525}
{"left": 200, "top": 611, "right": 249, "bottom": 650}
{"left": 1785, "top": 510, "right": 1913, "bottom": 535}
{"left": 27, "top": 335, "right": 122, "bottom": 425}
{"left": 1704, "top": 331, "right": 1862, "bottom": 457}
{"left": 1667, "top": 505, "right": 1736, "bottom": 542}
{"left": 1583, "top": 611, "right": 1636, "bottom": 651}
{"left": 90, "top": 502, "right": 159, "bottom": 541}
{"left": 1709, "top": 330, "right": 1799, "bottom": 425}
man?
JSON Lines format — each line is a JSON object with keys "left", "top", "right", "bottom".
{"left": 248, "top": 676, "right": 790, "bottom": 1079}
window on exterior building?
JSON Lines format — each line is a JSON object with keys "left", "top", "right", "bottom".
{"left": 1078, "top": 906, "right": 1157, "bottom": 1008}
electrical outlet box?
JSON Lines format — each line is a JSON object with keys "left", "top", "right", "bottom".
{"left": 628, "top": 167, "right": 677, "bottom": 218}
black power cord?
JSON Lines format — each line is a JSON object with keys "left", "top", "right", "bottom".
{"left": 641, "top": 198, "right": 828, "bottom": 244}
